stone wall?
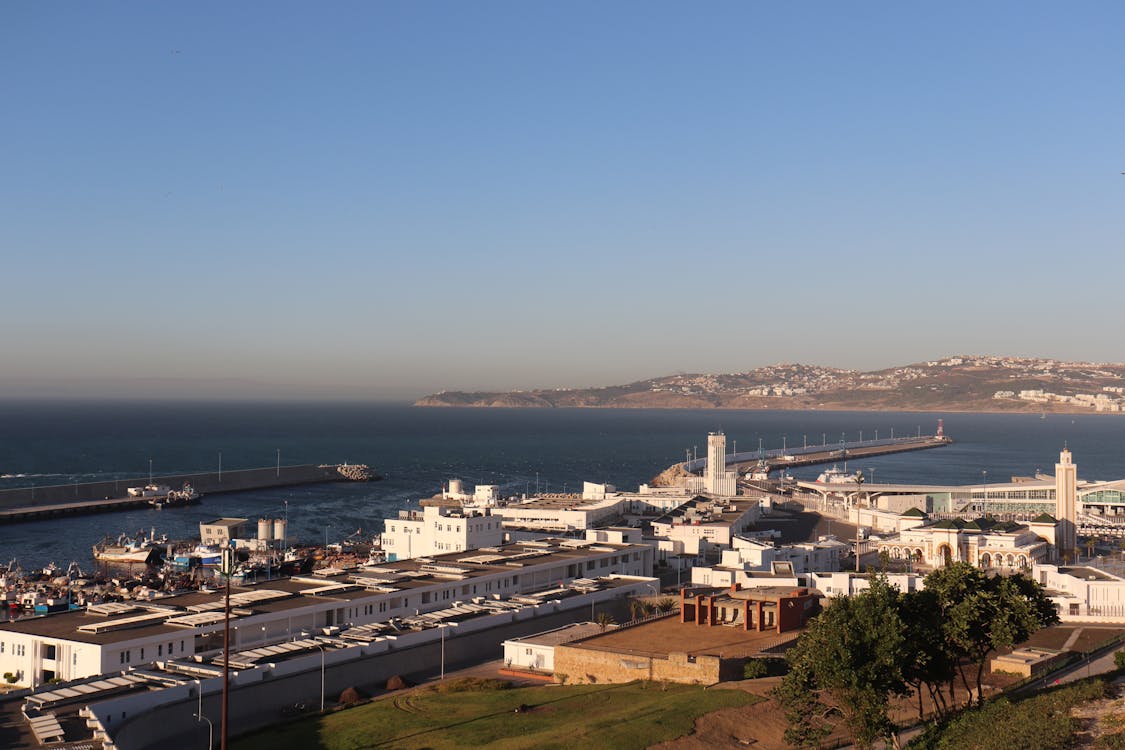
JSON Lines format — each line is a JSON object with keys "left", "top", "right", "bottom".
{"left": 552, "top": 645, "right": 734, "bottom": 686}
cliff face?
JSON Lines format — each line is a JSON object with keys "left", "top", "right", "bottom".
{"left": 415, "top": 356, "right": 1125, "bottom": 414}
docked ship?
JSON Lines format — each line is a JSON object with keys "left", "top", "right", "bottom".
{"left": 149, "top": 482, "right": 202, "bottom": 509}
{"left": 92, "top": 530, "right": 167, "bottom": 565}
{"left": 171, "top": 545, "right": 223, "bottom": 568}
{"left": 815, "top": 465, "right": 863, "bottom": 484}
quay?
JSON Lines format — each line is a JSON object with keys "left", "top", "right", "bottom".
{"left": 667, "top": 434, "right": 952, "bottom": 481}
{"left": 0, "top": 463, "right": 378, "bottom": 524}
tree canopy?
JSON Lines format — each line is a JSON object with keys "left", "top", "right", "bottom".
{"left": 774, "top": 565, "right": 1059, "bottom": 748}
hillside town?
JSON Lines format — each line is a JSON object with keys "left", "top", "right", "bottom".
{"left": 418, "top": 355, "right": 1125, "bottom": 413}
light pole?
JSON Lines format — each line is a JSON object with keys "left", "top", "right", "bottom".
{"left": 218, "top": 451, "right": 222, "bottom": 483}
{"left": 439, "top": 624, "right": 448, "bottom": 680}
{"left": 982, "top": 470, "right": 988, "bottom": 516}
{"left": 194, "top": 711, "right": 213, "bottom": 750}
{"left": 276, "top": 449, "right": 280, "bottom": 478}
{"left": 312, "top": 643, "right": 326, "bottom": 712}
{"left": 869, "top": 467, "right": 875, "bottom": 485}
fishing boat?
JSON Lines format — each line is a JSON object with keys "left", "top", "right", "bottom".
{"left": 92, "top": 530, "right": 167, "bottom": 565}
{"left": 150, "top": 482, "right": 202, "bottom": 509}
{"left": 171, "top": 545, "right": 223, "bottom": 568}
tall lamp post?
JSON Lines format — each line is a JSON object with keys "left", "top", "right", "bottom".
{"left": 982, "top": 470, "right": 988, "bottom": 516}
{"left": 194, "top": 680, "right": 212, "bottom": 750}
{"left": 439, "top": 624, "right": 448, "bottom": 681}
{"left": 220, "top": 544, "right": 234, "bottom": 750}
{"left": 316, "top": 644, "right": 326, "bottom": 711}
{"left": 194, "top": 712, "right": 213, "bottom": 750}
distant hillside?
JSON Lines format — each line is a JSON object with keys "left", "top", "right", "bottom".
{"left": 415, "top": 356, "right": 1125, "bottom": 414}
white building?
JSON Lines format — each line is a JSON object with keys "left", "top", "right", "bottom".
{"left": 649, "top": 495, "right": 761, "bottom": 557}
{"left": 1034, "top": 564, "right": 1125, "bottom": 621}
{"left": 502, "top": 621, "right": 608, "bottom": 673}
{"left": 808, "top": 571, "right": 926, "bottom": 597}
{"left": 497, "top": 494, "right": 624, "bottom": 534}
{"left": 0, "top": 537, "right": 654, "bottom": 687}
{"left": 876, "top": 516, "right": 1056, "bottom": 570}
{"left": 704, "top": 432, "right": 738, "bottom": 496}
{"left": 442, "top": 478, "right": 501, "bottom": 507}
{"left": 381, "top": 504, "right": 504, "bottom": 562}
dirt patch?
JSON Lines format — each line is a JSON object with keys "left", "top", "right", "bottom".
{"left": 1071, "top": 677, "right": 1125, "bottom": 749}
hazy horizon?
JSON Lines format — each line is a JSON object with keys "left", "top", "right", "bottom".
{"left": 4, "top": 3, "right": 1123, "bottom": 400}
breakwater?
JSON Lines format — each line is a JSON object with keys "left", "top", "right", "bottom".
{"left": 0, "top": 464, "right": 378, "bottom": 523}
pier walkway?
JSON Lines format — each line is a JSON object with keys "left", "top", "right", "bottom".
{"left": 681, "top": 434, "right": 952, "bottom": 477}
{"left": 0, "top": 464, "right": 377, "bottom": 524}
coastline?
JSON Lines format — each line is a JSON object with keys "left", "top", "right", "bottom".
{"left": 413, "top": 401, "right": 1125, "bottom": 417}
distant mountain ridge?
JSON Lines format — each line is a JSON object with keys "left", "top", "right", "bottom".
{"left": 415, "top": 356, "right": 1125, "bottom": 414}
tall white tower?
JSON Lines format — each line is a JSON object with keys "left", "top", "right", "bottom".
{"left": 1055, "top": 447, "right": 1078, "bottom": 559}
{"left": 705, "top": 432, "right": 737, "bottom": 495}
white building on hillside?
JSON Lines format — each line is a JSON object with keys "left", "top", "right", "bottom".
{"left": 649, "top": 495, "right": 760, "bottom": 557}
{"left": 381, "top": 504, "right": 503, "bottom": 562}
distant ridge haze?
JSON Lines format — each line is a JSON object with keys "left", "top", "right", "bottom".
{"left": 416, "top": 356, "right": 1125, "bottom": 414}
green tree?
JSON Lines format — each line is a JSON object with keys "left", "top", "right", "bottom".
{"left": 925, "top": 563, "right": 1058, "bottom": 707}
{"left": 595, "top": 612, "right": 615, "bottom": 631}
{"left": 774, "top": 576, "right": 908, "bottom": 749}
{"left": 899, "top": 588, "right": 957, "bottom": 721}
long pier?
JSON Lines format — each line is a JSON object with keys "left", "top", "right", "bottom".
{"left": 668, "top": 435, "right": 952, "bottom": 481}
{"left": 0, "top": 464, "right": 378, "bottom": 524}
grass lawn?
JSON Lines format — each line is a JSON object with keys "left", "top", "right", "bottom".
{"left": 233, "top": 679, "right": 760, "bottom": 750}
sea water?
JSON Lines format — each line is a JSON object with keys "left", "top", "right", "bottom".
{"left": 1, "top": 400, "right": 1123, "bottom": 570}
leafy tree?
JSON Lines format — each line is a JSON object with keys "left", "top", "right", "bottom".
{"left": 774, "top": 576, "right": 908, "bottom": 749}
{"left": 899, "top": 588, "right": 957, "bottom": 721}
{"left": 925, "top": 563, "right": 1058, "bottom": 706}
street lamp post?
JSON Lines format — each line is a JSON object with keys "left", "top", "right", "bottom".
{"left": 439, "top": 624, "right": 448, "bottom": 680}
{"left": 869, "top": 467, "right": 875, "bottom": 485}
{"left": 982, "top": 470, "right": 988, "bottom": 516}
{"left": 194, "top": 712, "right": 213, "bottom": 750}
{"left": 312, "top": 644, "right": 326, "bottom": 712}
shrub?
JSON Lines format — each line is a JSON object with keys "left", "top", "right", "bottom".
{"left": 1114, "top": 648, "right": 1125, "bottom": 671}
{"left": 743, "top": 659, "right": 768, "bottom": 680}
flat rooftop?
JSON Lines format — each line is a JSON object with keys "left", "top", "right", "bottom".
{"left": 0, "top": 537, "right": 648, "bottom": 646}
{"left": 562, "top": 616, "right": 797, "bottom": 660}
{"left": 505, "top": 621, "right": 606, "bottom": 648}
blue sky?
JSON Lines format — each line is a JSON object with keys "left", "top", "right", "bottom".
{"left": 2, "top": 2, "right": 1123, "bottom": 400}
